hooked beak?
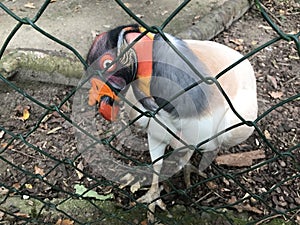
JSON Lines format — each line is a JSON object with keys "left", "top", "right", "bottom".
{"left": 88, "top": 78, "right": 120, "bottom": 121}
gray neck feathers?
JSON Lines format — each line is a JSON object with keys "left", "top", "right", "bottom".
{"left": 150, "top": 34, "right": 212, "bottom": 118}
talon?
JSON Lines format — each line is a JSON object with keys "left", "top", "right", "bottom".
{"left": 184, "top": 162, "right": 207, "bottom": 187}
{"left": 137, "top": 193, "right": 166, "bottom": 210}
{"left": 130, "top": 181, "right": 141, "bottom": 193}
{"left": 140, "top": 196, "right": 166, "bottom": 224}
{"left": 155, "top": 199, "right": 166, "bottom": 211}
{"left": 137, "top": 184, "right": 167, "bottom": 223}
{"left": 119, "top": 173, "right": 135, "bottom": 189}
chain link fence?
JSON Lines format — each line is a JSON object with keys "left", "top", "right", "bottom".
{"left": 0, "top": 0, "right": 299, "bottom": 224}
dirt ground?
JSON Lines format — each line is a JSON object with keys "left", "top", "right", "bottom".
{"left": 0, "top": 0, "right": 228, "bottom": 55}
{"left": 0, "top": 0, "right": 299, "bottom": 224}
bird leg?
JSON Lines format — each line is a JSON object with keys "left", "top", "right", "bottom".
{"left": 137, "top": 163, "right": 166, "bottom": 223}
{"left": 136, "top": 118, "right": 173, "bottom": 223}
{"left": 183, "top": 149, "right": 218, "bottom": 187}
{"left": 184, "top": 162, "right": 207, "bottom": 187}
{"left": 198, "top": 149, "right": 218, "bottom": 172}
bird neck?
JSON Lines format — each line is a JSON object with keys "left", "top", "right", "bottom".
{"left": 125, "top": 28, "right": 154, "bottom": 98}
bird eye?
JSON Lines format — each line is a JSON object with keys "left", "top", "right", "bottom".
{"left": 99, "top": 54, "right": 116, "bottom": 72}
{"left": 103, "top": 59, "right": 112, "bottom": 68}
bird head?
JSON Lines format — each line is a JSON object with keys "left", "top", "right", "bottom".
{"left": 86, "top": 24, "right": 154, "bottom": 121}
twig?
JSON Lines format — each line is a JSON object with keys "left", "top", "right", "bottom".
{"left": 288, "top": 209, "right": 300, "bottom": 223}
{"left": 258, "top": 2, "right": 283, "bottom": 26}
{"left": 193, "top": 191, "right": 213, "bottom": 204}
{"left": 254, "top": 214, "right": 283, "bottom": 225}
{"left": 286, "top": 74, "right": 300, "bottom": 84}
{"left": 10, "top": 146, "right": 41, "bottom": 160}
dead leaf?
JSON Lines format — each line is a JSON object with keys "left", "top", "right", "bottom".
{"left": 21, "top": 107, "right": 30, "bottom": 121}
{"left": 123, "top": 2, "right": 131, "bottom": 8}
{"left": 234, "top": 45, "right": 244, "bottom": 51}
{"left": 0, "top": 143, "right": 7, "bottom": 149}
{"left": 229, "top": 38, "right": 244, "bottom": 51}
{"left": 34, "top": 165, "right": 45, "bottom": 176}
{"left": 269, "top": 91, "right": 283, "bottom": 99}
{"left": 23, "top": 195, "right": 30, "bottom": 200}
{"left": 161, "top": 10, "right": 169, "bottom": 16}
{"left": 267, "top": 75, "right": 278, "bottom": 89}
{"left": 14, "top": 105, "right": 31, "bottom": 121}
{"left": 193, "top": 15, "right": 201, "bottom": 21}
{"left": 0, "top": 187, "right": 9, "bottom": 195}
{"left": 206, "top": 181, "right": 218, "bottom": 190}
{"left": 271, "top": 59, "right": 279, "bottom": 69}
{"left": 136, "top": 14, "right": 144, "bottom": 18}
{"left": 228, "top": 196, "right": 237, "bottom": 204}
{"left": 0, "top": 142, "right": 13, "bottom": 150}
{"left": 288, "top": 55, "right": 300, "bottom": 60}
{"left": 251, "top": 40, "right": 258, "bottom": 46}
{"left": 14, "top": 212, "right": 30, "bottom": 218}
{"left": 0, "top": 130, "right": 4, "bottom": 139}
{"left": 236, "top": 203, "right": 263, "bottom": 214}
{"left": 24, "top": 2, "right": 36, "bottom": 9}
{"left": 25, "top": 183, "right": 33, "bottom": 189}
{"left": 229, "top": 38, "right": 244, "bottom": 45}
{"left": 279, "top": 9, "right": 285, "bottom": 15}
{"left": 264, "top": 130, "right": 272, "bottom": 140}
{"left": 141, "top": 220, "right": 148, "bottom": 225}
{"left": 47, "top": 126, "right": 62, "bottom": 135}
{"left": 258, "top": 24, "right": 272, "bottom": 30}
{"left": 41, "top": 114, "right": 52, "bottom": 123}
{"left": 13, "top": 183, "right": 21, "bottom": 190}
{"left": 55, "top": 219, "right": 74, "bottom": 225}
{"left": 75, "top": 161, "right": 84, "bottom": 179}
{"left": 228, "top": 196, "right": 263, "bottom": 214}
{"left": 0, "top": 211, "right": 4, "bottom": 220}
{"left": 215, "top": 150, "right": 265, "bottom": 167}
{"left": 60, "top": 102, "right": 71, "bottom": 113}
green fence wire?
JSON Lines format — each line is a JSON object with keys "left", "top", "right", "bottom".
{"left": 0, "top": 0, "right": 299, "bottom": 224}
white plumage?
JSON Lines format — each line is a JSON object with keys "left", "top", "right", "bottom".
{"left": 123, "top": 40, "right": 257, "bottom": 222}
{"left": 86, "top": 25, "right": 257, "bottom": 223}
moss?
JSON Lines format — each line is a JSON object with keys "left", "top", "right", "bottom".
{"left": 0, "top": 196, "right": 295, "bottom": 224}
{"left": 264, "top": 218, "right": 294, "bottom": 225}
{"left": 0, "top": 49, "right": 83, "bottom": 80}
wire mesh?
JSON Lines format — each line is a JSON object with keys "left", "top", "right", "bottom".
{"left": 0, "top": 0, "right": 299, "bottom": 224}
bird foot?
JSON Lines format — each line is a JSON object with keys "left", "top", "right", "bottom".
{"left": 119, "top": 173, "right": 148, "bottom": 193}
{"left": 137, "top": 186, "right": 166, "bottom": 223}
{"left": 184, "top": 163, "right": 207, "bottom": 187}
{"left": 119, "top": 173, "right": 135, "bottom": 188}
{"left": 137, "top": 185, "right": 166, "bottom": 210}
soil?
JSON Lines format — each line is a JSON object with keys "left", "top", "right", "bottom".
{"left": 0, "top": 0, "right": 228, "bottom": 55}
{"left": 0, "top": 0, "right": 299, "bottom": 224}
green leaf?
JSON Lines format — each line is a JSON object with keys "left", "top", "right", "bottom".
{"left": 74, "top": 184, "right": 113, "bottom": 200}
